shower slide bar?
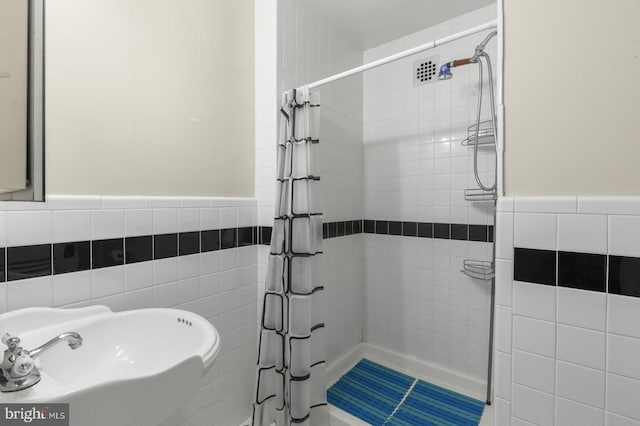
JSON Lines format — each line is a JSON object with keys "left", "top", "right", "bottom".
{"left": 303, "top": 20, "right": 498, "bottom": 90}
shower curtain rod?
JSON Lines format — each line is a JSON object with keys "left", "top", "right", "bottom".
{"left": 305, "top": 19, "right": 497, "bottom": 90}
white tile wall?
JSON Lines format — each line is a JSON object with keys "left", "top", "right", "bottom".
{"left": 0, "top": 195, "right": 259, "bottom": 426}
{"left": 363, "top": 7, "right": 497, "bottom": 226}
{"left": 513, "top": 281, "right": 556, "bottom": 322}
{"left": 358, "top": 5, "right": 496, "bottom": 384}
{"left": 495, "top": 196, "right": 640, "bottom": 426}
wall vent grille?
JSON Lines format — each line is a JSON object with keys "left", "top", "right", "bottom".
{"left": 413, "top": 56, "right": 439, "bottom": 86}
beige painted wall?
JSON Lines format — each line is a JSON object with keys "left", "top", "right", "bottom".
{"left": 46, "top": 0, "right": 254, "bottom": 196}
{"left": 504, "top": 0, "right": 640, "bottom": 195}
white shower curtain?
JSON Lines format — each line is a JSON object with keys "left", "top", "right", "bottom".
{"left": 253, "top": 87, "right": 328, "bottom": 426}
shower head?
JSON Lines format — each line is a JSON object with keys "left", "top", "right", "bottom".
{"left": 438, "top": 63, "right": 452, "bottom": 80}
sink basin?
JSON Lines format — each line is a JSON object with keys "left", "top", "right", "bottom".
{"left": 0, "top": 306, "right": 220, "bottom": 426}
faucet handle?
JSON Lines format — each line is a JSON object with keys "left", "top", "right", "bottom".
{"left": 10, "top": 354, "right": 35, "bottom": 377}
{"left": 1, "top": 333, "right": 21, "bottom": 351}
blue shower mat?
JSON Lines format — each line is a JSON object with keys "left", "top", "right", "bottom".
{"left": 328, "top": 358, "right": 485, "bottom": 426}
{"left": 388, "top": 379, "right": 485, "bottom": 426}
{"left": 327, "top": 358, "right": 414, "bottom": 425}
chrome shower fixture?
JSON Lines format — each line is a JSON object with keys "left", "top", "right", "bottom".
{"left": 437, "top": 59, "right": 472, "bottom": 80}
{"left": 437, "top": 63, "right": 452, "bottom": 80}
{"left": 439, "top": 30, "right": 498, "bottom": 192}
{"left": 438, "top": 30, "right": 497, "bottom": 80}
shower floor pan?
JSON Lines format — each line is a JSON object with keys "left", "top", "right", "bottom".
{"left": 326, "top": 343, "right": 494, "bottom": 426}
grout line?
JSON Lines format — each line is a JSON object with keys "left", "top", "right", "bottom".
{"left": 383, "top": 378, "right": 418, "bottom": 425}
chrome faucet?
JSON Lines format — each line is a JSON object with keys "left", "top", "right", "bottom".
{"left": 0, "top": 332, "right": 83, "bottom": 392}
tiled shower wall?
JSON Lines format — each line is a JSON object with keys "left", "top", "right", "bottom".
{"left": 255, "top": 0, "right": 365, "bottom": 367}
{"left": 0, "top": 195, "right": 258, "bottom": 426}
{"left": 361, "top": 5, "right": 497, "bottom": 383}
{"left": 494, "top": 196, "right": 640, "bottom": 426}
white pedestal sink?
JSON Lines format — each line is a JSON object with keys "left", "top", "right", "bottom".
{"left": 0, "top": 306, "right": 220, "bottom": 426}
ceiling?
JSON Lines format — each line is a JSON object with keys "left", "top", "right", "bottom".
{"left": 303, "top": 0, "right": 496, "bottom": 50}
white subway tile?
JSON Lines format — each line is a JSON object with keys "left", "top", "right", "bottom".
{"left": 512, "top": 384, "right": 555, "bottom": 426}
{"left": 513, "top": 281, "right": 555, "bottom": 322}
{"left": 497, "top": 197, "right": 515, "bottom": 213}
{"left": 179, "top": 209, "right": 200, "bottom": 233}
{"left": 606, "top": 412, "right": 640, "bottom": 426}
{"left": 153, "top": 282, "right": 179, "bottom": 308}
{"left": 513, "top": 350, "right": 555, "bottom": 394}
{"left": 496, "top": 212, "right": 514, "bottom": 260}
{"left": 91, "top": 266, "right": 124, "bottom": 299}
{"left": 0, "top": 212, "right": 6, "bottom": 247}
{"left": 125, "top": 209, "right": 153, "bottom": 237}
{"left": 608, "top": 294, "right": 640, "bottom": 339}
{"left": 179, "top": 254, "right": 201, "bottom": 280}
{"left": 494, "top": 398, "right": 511, "bottom": 426}
{"left": 0, "top": 201, "right": 49, "bottom": 211}
{"left": 47, "top": 195, "right": 101, "bottom": 210}
{"left": 494, "top": 305, "right": 512, "bottom": 354}
{"left": 124, "top": 261, "right": 153, "bottom": 291}
{"left": 607, "top": 373, "right": 640, "bottom": 421}
{"left": 608, "top": 334, "right": 640, "bottom": 381}
{"left": 101, "top": 196, "right": 145, "bottom": 209}
{"left": 7, "top": 211, "right": 51, "bottom": 246}
{"left": 220, "top": 208, "right": 238, "bottom": 229}
{"left": 153, "top": 258, "right": 179, "bottom": 285}
{"left": 199, "top": 273, "right": 220, "bottom": 298}
{"left": 92, "top": 210, "right": 124, "bottom": 240}
{"left": 124, "top": 288, "right": 152, "bottom": 310}
{"left": 238, "top": 207, "right": 257, "bottom": 227}
{"left": 512, "top": 416, "right": 536, "bottom": 426}
{"left": 200, "top": 208, "right": 220, "bottom": 231}
{"left": 609, "top": 216, "right": 640, "bottom": 257}
{"left": 220, "top": 249, "right": 239, "bottom": 271}
{"left": 557, "top": 214, "right": 607, "bottom": 254}
{"left": 52, "top": 271, "right": 91, "bottom": 306}
{"left": 513, "top": 315, "right": 555, "bottom": 358}
{"left": 514, "top": 213, "right": 557, "bottom": 250}
{"left": 144, "top": 197, "right": 180, "bottom": 208}
{"left": 579, "top": 197, "right": 640, "bottom": 215}
{"left": 201, "top": 251, "right": 220, "bottom": 276}
{"left": 556, "top": 360, "right": 605, "bottom": 408}
{"left": 557, "top": 324, "right": 605, "bottom": 370}
{"left": 556, "top": 397, "right": 604, "bottom": 426}
{"left": 153, "top": 209, "right": 178, "bottom": 235}
{"left": 0, "top": 283, "right": 7, "bottom": 314}
{"left": 557, "top": 287, "right": 606, "bottom": 331}
{"left": 52, "top": 210, "right": 91, "bottom": 243}
{"left": 180, "top": 197, "right": 211, "bottom": 208}
{"left": 7, "top": 276, "right": 52, "bottom": 310}
{"left": 495, "top": 259, "right": 513, "bottom": 307}
{"left": 178, "top": 278, "right": 200, "bottom": 304}
{"left": 515, "top": 196, "right": 577, "bottom": 214}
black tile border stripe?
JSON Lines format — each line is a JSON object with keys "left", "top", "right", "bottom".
{"left": 609, "top": 256, "right": 640, "bottom": 298}
{"left": 0, "top": 221, "right": 494, "bottom": 284}
{"left": 317, "top": 220, "right": 494, "bottom": 243}
{"left": 515, "top": 247, "right": 640, "bottom": 298}
{"left": 1, "top": 226, "right": 272, "bottom": 284}
{"left": 514, "top": 248, "right": 556, "bottom": 286}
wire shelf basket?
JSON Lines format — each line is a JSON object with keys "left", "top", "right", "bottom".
{"left": 464, "top": 188, "right": 497, "bottom": 201}
{"left": 461, "top": 120, "right": 496, "bottom": 147}
{"left": 462, "top": 259, "right": 494, "bottom": 281}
